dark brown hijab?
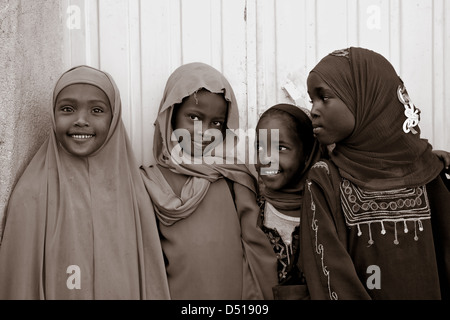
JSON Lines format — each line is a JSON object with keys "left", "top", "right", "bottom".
{"left": 309, "top": 47, "right": 443, "bottom": 190}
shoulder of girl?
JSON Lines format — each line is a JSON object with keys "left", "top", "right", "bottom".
{"left": 310, "top": 160, "right": 332, "bottom": 175}
{"left": 307, "top": 159, "right": 341, "bottom": 188}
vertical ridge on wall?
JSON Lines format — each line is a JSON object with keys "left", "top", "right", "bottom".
{"left": 62, "top": 0, "right": 71, "bottom": 69}
{"left": 444, "top": 0, "right": 450, "bottom": 150}
{"left": 181, "top": 0, "right": 213, "bottom": 65}
{"left": 359, "top": 0, "right": 390, "bottom": 57}
{"left": 210, "top": 0, "right": 223, "bottom": 71}
{"left": 86, "top": 0, "right": 99, "bottom": 68}
{"left": 221, "top": 0, "right": 248, "bottom": 131}
{"left": 305, "top": 0, "right": 317, "bottom": 72}
{"left": 389, "top": 0, "right": 401, "bottom": 73}
{"left": 245, "top": 0, "right": 258, "bottom": 131}
{"left": 255, "top": 0, "right": 276, "bottom": 114}
{"left": 128, "top": 0, "right": 143, "bottom": 162}
{"left": 400, "top": 0, "right": 434, "bottom": 143}
{"left": 432, "top": 0, "right": 448, "bottom": 150}
{"left": 316, "top": 0, "right": 349, "bottom": 59}
{"left": 432, "top": 0, "right": 442, "bottom": 148}
{"left": 98, "top": 0, "right": 131, "bottom": 137}
{"left": 347, "top": 0, "right": 359, "bottom": 46}
{"left": 140, "top": 0, "right": 182, "bottom": 165}
{"left": 64, "top": 0, "right": 84, "bottom": 68}
{"left": 274, "top": 0, "right": 309, "bottom": 110}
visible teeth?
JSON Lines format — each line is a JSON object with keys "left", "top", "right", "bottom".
{"left": 72, "top": 134, "right": 93, "bottom": 139}
{"left": 261, "top": 170, "right": 281, "bottom": 176}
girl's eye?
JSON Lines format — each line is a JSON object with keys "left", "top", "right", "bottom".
{"left": 255, "top": 143, "right": 264, "bottom": 152}
{"left": 92, "top": 107, "right": 104, "bottom": 113}
{"left": 61, "top": 106, "right": 74, "bottom": 112}
{"left": 212, "top": 121, "right": 222, "bottom": 127}
{"left": 189, "top": 115, "right": 200, "bottom": 121}
{"left": 322, "top": 96, "right": 329, "bottom": 101}
{"left": 279, "top": 146, "right": 287, "bottom": 151}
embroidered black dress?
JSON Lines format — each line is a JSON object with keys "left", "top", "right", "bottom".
{"left": 300, "top": 160, "right": 450, "bottom": 300}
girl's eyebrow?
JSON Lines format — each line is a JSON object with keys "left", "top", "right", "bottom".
{"left": 307, "top": 87, "right": 322, "bottom": 96}
{"left": 275, "top": 138, "right": 293, "bottom": 146}
{"left": 89, "top": 99, "right": 109, "bottom": 105}
{"left": 56, "top": 98, "right": 76, "bottom": 104}
{"left": 56, "top": 98, "right": 108, "bottom": 105}
{"left": 309, "top": 86, "right": 332, "bottom": 94}
{"left": 185, "top": 107, "right": 203, "bottom": 115}
{"left": 317, "top": 87, "right": 334, "bottom": 94}
{"left": 185, "top": 109, "right": 226, "bottom": 121}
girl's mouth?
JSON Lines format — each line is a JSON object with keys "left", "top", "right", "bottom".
{"left": 260, "top": 168, "right": 281, "bottom": 176}
{"left": 312, "top": 127, "right": 322, "bottom": 134}
{"left": 70, "top": 134, "right": 95, "bottom": 139}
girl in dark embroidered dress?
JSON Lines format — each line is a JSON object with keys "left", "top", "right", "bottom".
{"left": 301, "top": 47, "right": 450, "bottom": 300}
{"left": 255, "top": 104, "right": 322, "bottom": 300}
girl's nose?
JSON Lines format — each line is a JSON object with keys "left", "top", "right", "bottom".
{"left": 259, "top": 150, "right": 274, "bottom": 166}
{"left": 194, "top": 124, "right": 205, "bottom": 140}
{"left": 259, "top": 155, "right": 271, "bottom": 165}
{"left": 197, "top": 122, "right": 218, "bottom": 138}
{"left": 203, "top": 128, "right": 214, "bottom": 141}
{"left": 75, "top": 111, "right": 89, "bottom": 126}
{"left": 310, "top": 103, "right": 320, "bottom": 118}
{"left": 193, "top": 121, "right": 206, "bottom": 145}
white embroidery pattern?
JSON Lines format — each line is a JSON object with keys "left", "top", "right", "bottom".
{"left": 307, "top": 175, "right": 338, "bottom": 300}
{"left": 330, "top": 48, "right": 350, "bottom": 59}
{"left": 397, "top": 84, "right": 420, "bottom": 134}
{"left": 311, "top": 161, "right": 330, "bottom": 174}
{"left": 340, "top": 178, "right": 431, "bottom": 245}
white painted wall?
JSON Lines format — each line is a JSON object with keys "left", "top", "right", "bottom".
{"left": 62, "top": 0, "right": 450, "bottom": 165}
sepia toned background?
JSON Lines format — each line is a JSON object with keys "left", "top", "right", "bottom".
{"left": 1, "top": 0, "right": 449, "bottom": 237}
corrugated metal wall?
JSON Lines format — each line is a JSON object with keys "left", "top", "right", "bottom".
{"left": 62, "top": 0, "right": 450, "bottom": 165}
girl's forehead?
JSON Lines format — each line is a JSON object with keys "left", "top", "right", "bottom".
{"left": 307, "top": 72, "right": 327, "bottom": 87}
{"left": 56, "top": 83, "right": 110, "bottom": 104}
{"left": 257, "top": 112, "right": 292, "bottom": 128}
{"left": 193, "top": 89, "right": 226, "bottom": 103}
{"left": 179, "top": 91, "right": 228, "bottom": 115}
{"left": 54, "top": 66, "right": 116, "bottom": 102}
{"left": 58, "top": 83, "right": 105, "bottom": 94}
{"left": 257, "top": 114, "right": 302, "bottom": 141}
{"left": 257, "top": 124, "right": 302, "bottom": 147}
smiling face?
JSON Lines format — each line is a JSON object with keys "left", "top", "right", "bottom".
{"left": 171, "top": 89, "right": 228, "bottom": 157}
{"left": 307, "top": 72, "right": 355, "bottom": 145}
{"left": 54, "top": 83, "right": 113, "bottom": 157}
{"left": 255, "top": 114, "right": 306, "bottom": 191}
